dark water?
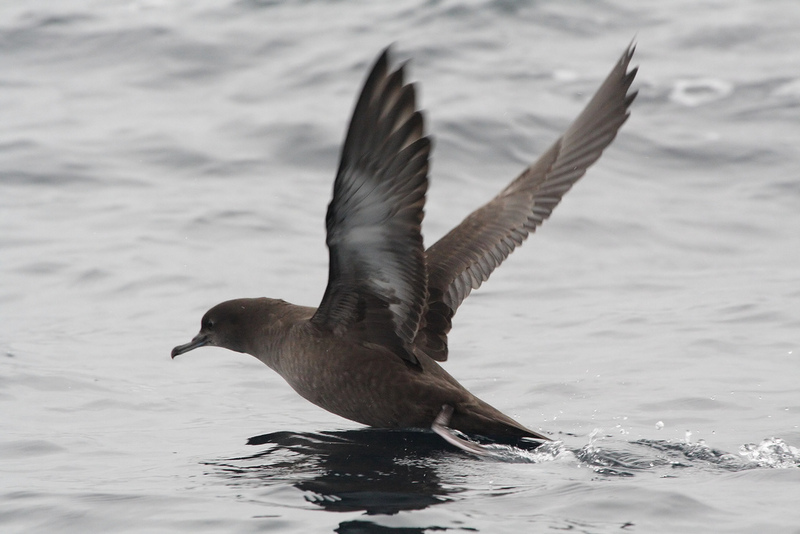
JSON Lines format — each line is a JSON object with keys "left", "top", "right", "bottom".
{"left": 2, "top": 1, "right": 799, "bottom": 532}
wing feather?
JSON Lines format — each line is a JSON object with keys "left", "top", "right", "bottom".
{"left": 418, "top": 45, "right": 638, "bottom": 361}
{"left": 311, "top": 48, "right": 430, "bottom": 367}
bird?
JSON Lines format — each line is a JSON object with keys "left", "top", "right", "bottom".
{"left": 172, "top": 44, "right": 637, "bottom": 444}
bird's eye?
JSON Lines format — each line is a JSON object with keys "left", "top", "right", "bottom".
{"left": 204, "top": 318, "right": 215, "bottom": 330}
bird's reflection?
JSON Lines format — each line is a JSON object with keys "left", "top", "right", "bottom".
{"left": 207, "top": 429, "right": 461, "bottom": 516}
{"left": 205, "top": 428, "right": 544, "bottom": 532}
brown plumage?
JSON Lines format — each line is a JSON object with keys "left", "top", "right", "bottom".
{"left": 172, "top": 45, "right": 638, "bottom": 441}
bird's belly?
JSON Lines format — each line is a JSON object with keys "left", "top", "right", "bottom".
{"left": 277, "top": 342, "right": 463, "bottom": 429}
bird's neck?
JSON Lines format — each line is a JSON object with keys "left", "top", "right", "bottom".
{"left": 241, "top": 298, "right": 316, "bottom": 373}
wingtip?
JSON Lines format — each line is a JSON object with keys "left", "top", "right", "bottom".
{"left": 626, "top": 36, "right": 638, "bottom": 56}
{"left": 619, "top": 45, "right": 639, "bottom": 104}
{"left": 373, "top": 46, "right": 391, "bottom": 76}
{"left": 621, "top": 44, "right": 636, "bottom": 70}
{"left": 378, "top": 43, "right": 394, "bottom": 62}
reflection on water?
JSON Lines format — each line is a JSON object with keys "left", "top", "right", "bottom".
{"left": 206, "top": 429, "right": 458, "bottom": 533}
{"left": 207, "top": 429, "right": 533, "bottom": 515}
{"left": 205, "top": 429, "right": 798, "bottom": 523}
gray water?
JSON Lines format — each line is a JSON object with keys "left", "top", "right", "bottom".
{"left": 2, "top": 1, "right": 799, "bottom": 532}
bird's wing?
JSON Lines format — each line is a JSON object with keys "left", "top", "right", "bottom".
{"left": 417, "top": 46, "right": 638, "bottom": 361}
{"left": 311, "top": 48, "right": 430, "bottom": 367}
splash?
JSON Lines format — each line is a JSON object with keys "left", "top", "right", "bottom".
{"left": 433, "top": 439, "right": 571, "bottom": 463}
{"left": 576, "top": 429, "right": 655, "bottom": 476}
{"left": 576, "top": 430, "right": 746, "bottom": 475}
{"left": 579, "top": 436, "right": 800, "bottom": 475}
{"left": 739, "top": 438, "right": 800, "bottom": 469}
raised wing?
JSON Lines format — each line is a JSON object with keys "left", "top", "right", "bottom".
{"left": 311, "top": 48, "right": 430, "bottom": 367}
{"left": 418, "top": 45, "right": 638, "bottom": 361}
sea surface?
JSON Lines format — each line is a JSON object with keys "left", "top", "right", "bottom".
{"left": 2, "top": 1, "right": 799, "bottom": 532}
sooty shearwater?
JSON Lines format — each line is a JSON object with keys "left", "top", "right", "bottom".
{"left": 172, "top": 45, "right": 637, "bottom": 445}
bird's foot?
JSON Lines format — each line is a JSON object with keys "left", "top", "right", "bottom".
{"left": 431, "top": 404, "right": 495, "bottom": 457}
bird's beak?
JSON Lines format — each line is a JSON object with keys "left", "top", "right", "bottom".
{"left": 171, "top": 333, "right": 209, "bottom": 359}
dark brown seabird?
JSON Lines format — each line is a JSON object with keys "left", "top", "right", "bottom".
{"left": 172, "top": 45, "right": 637, "bottom": 444}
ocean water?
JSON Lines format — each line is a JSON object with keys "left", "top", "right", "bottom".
{"left": 2, "top": 1, "right": 799, "bottom": 532}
